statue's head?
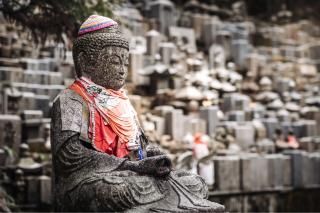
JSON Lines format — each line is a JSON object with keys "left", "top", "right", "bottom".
{"left": 73, "top": 15, "right": 129, "bottom": 90}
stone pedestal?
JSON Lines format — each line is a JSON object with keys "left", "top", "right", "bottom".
{"left": 213, "top": 156, "right": 240, "bottom": 192}
{"left": 283, "top": 150, "right": 312, "bottom": 188}
{"left": 240, "top": 154, "right": 269, "bottom": 191}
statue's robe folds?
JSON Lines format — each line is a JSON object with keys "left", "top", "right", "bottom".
{"left": 51, "top": 89, "right": 225, "bottom": 212}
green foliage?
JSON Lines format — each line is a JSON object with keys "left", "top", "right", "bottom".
{"left": 1, "top": 0, "right": 123, "bottom": 44}
{"left": 0, "top": 186, "right": 18, "bottom": 212}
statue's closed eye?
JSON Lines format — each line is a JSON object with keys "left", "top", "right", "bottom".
{"left": 104, "top": 55, "right": 121, "bottom": 65}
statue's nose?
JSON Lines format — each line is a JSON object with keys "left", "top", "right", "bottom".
{"left": 119, "top": 68, "right": 125, "bottom": 75}
{"left": 119, "top": 64, "right": 126, "bottom": 75}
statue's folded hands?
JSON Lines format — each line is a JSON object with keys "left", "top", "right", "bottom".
{"left": 121, "top": 154, "right": 172, "bottom": 177}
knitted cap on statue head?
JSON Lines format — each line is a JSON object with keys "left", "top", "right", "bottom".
{"left": 73, "top": 15, "right": 129, "bottom": 76}
{"left": 78, "top": 15, "right": 118, "bottom": 36}
{"left": 76, "top": 14, "right": 128, "bottom": 49}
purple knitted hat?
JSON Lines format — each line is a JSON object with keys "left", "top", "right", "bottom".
{"left": 78, "top": 15, "right": 118, "bottom": 36}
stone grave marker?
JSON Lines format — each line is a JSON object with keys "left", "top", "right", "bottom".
{"left": 234, "top": 123, "right": 255, "bottom": 150}
{"left": 265, "top": 154, "right": 286, "bottom": 188}
{"left": 128, "top": 50, "right": 145, "bottom": 85}
{"left": 39, "top": 175, "right": 52, "bottom": 204}
{"left": 283, "top": 150, "right": 312, "bottom": 188}
{"left": 202, "top": 18, "right": 221, "bottom": 47}
{"left": 183, "top": 116, "right": 207, "bottom": 135}
{"left": 240, "top": 154, "right": 260, "bottom": 191}
{"left": 26, "top": 176, "right": 40, "bottom": 206}
{"left": 146, "top": 30, "right": 161, "bottom": 57}
{"left": 222, "top": 93, "right": 250, "bottom": 112}
{"left": 228, "top": 111, "right": 245, "bottom": 122}
{"left": 261, "top": 117, "right": 280, "bottom": 139}
{"left": 165, "top": 109, "right": 184, "bottom": 141}
{"left": 231, "top": 39, "right": 252, "bottom": 68}
{"left": 213, "top": 155, "right": 240, "bottom": 192}
{"left": 0, "top": 114, "right": 21, "bottom": 162}
{"left": 159, "top": 42, "right": 176, "bottom": 66}
{"left": 148, "top": 0, "right": 176, "bottom": 35}
{"left": 0, "top": 66, "right": 23, "bottom": 82}
{"left": 169, "top": 26, "right": 196, "bottom": 53}
{"left": 209, "top": 45, "right": 225, "bottom": 69}
{"left": 199, "top": 106, "right": 219, "bottom": 136}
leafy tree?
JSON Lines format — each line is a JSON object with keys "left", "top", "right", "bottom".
{"left": 0, "top": 0, "right": 122, "bottom": 44}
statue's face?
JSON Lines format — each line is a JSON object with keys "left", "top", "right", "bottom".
{"left": 86, "top": 46, "right": 129, "bottom": 90}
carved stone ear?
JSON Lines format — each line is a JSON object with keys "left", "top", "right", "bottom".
{"left": 77, "top": 52, "right": 88, "bottom": 76}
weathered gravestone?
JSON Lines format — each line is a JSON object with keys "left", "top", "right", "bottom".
{"left": 209, "top": 45, "right": 225, "bottom": 69}
{"left": 0, "top": 66, "right": 23, "bottom": 82}
{"left": 20, "top": 58, "right": 39, "bottom": 70}
{"left": 39, "top": 175, "right": 52, "bottom": 205}
{"left": 234, "top": 123, "right": 255, "bottom": 150}
{"left": 165, "top": 108, "right": 185, "bottom": 141}
{"left": 148, "top": 0, "right": 176, "bottom": 35}
{"left": 25, "top": 176, "right": 40, "bottom": 206}
{"left": 309, "top": 152, "right": 320, "bottom": 186}
{"left": 169, "top": 26, "right": 196, "bottom": 53}
{"left": 34, "top": 94, "right": 50, "bottom": 117}
{"left": 146, "top": 29, "right": 161, "bottom": 57}
{"left": 265, "top": 154, "right": 292, "bottom": 189}
{"left": 183, "top": 116, "right": 207, "bottom": 136}
{"left": 128, "top": 49, "right": 145, "bottom": 85}
{"left": 216, "top": 31, "right": 232, "bottom": 60}
{"left": 21, "top": 110, "right": 45, "bottom": 150}
{"left": 293, "top": 120, "right": 317, "bottom": 138}
{"left": 283, "top": 150, "right": 313, "bottom": 188}
{"left": 231, "top": 39, "right": 252, "bottom": 69}
{"left": 240, "top": 154, "right": 269, "bottom": 191}
{"left": 147, "top": 114, "right": 165, "bottom": 139}
{"left": 228, "top": 111, "right": 245, "bottom": 122}
{"left": 202, "top": 18, "right": 221, "bottom": 48}
{"left": 3, "top": 87, "right": 21, "bottom": 114}
{"left": 262, "top": 117, "right": 280, "bottom": 139}
{"left": 222, "top": 93, "right": 250, "bottom": 112}
{"left": 159, "top": 42, "right": 176, "bottom": 66}
{"left": 299, "top": 137, "right": 315, "bottom": 152}
{"left": 23, "top": 70, "right": 43, "bottom": 84}
{"left": 243, "top": 194, "right": 277, "bottom": 213}
{"left": 0, "top": 114, "right": 21, "bottom": 163}
{"left": 199, "top": 106, "right": 219, "bottom": 137}
{"left": 213, "top": 156, "right": 240, "bottom": 192}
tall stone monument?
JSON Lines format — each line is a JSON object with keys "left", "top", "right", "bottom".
{"left": 51, "top": 15, "right": 224, "bottom": 212}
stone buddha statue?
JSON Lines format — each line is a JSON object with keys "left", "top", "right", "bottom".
{"left": 51, "top": 15, "right": 224, "bottom": 212}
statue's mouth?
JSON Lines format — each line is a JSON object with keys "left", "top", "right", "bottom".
{"left": 117, "top": 75, "right": 126, "bottom": 81}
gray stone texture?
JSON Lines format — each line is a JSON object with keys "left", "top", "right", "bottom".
{"left": 199, "top": 106, "right": 219, "bottom": 136}
{"left": 240, "top": 154, "right": 269, "bottom": 191}
{"left": 165, "top": 108, "right": 184, "bottom": 140}
{"left": 283, "top": 150, "right": 314, "bottom": 188}
{"left": 213, "top": 156, "right": 240, "bottom": 192}
{"left": 234, "top": 123, "right": 255, "bottom": 150}
{"left": 0, "top": 114, "right": 21, "bottom": 163}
